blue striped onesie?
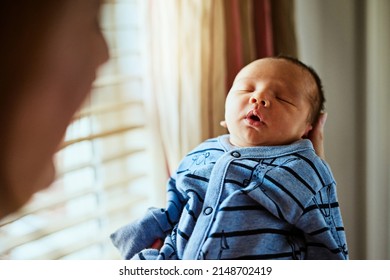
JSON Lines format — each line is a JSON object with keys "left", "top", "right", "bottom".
{"left": 111, "top": 135, "right": 348, "bottom": 260}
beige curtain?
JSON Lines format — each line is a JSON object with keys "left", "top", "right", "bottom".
{"left": 142, "top": 0, "right": 227, "bottom": 182}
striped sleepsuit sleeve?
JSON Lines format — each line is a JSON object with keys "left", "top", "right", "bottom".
{"left": 110, "top": 173, "right": 187, "bottom": 260}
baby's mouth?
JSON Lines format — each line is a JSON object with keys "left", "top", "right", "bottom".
{"left": 245, "top": 110, "right": 264, "bottom": 126}
{"left": 249, "top": 114, "right": 260, "bottom": 122}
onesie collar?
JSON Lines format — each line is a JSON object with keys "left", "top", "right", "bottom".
{"left": 217, "top": 134, "right": 315, "bottom": 158}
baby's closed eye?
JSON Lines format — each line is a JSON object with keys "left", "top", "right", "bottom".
{"left": 276, "top": 96, "right": 296, "bottom": 107}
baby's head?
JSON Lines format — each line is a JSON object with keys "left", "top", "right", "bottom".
{"left": 225, "top": 56, "right": 324, "bottom": 147}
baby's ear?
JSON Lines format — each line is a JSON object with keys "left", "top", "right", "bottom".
{"left": 220, "top": 120, "right": 227, "bottom": 128}
{"left": 302, "top": 124, "right": 313, "bottom": 138}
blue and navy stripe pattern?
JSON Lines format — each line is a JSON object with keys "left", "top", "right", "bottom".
{"left": 111, "top": 135, "right": 348, "bottom": 260}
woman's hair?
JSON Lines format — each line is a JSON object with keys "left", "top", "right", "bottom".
{"left": 0, "top": 1, "right": 67, "bottom": 201}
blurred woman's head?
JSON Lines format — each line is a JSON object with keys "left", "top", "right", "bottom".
{"left": 0, "top": 0, "right": 109, "bottom": 217}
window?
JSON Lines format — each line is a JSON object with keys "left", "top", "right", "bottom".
{"left": 0, "top": 0, "right": 155, "bottom": 260}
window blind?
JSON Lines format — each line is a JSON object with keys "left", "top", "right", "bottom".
{"left": 0, "top": 0, "right": 153, "bottom": 260}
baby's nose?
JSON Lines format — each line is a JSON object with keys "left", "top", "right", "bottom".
{"left": 250, "top": 94, "right": 269, "bottom": 107}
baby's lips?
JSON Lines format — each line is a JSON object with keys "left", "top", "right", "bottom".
{"left": 246, "top": 109, "right": 265, "bottom": 123}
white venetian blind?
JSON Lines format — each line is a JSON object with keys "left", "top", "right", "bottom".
{"left": 0, "top": 0, "right": 154, "bottom": 259}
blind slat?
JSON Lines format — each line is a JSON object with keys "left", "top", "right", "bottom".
{"left": 0, "top": 171, "right": 147, "bottom": 228}
{"left": 57, "top": 148, "right": 146, "bottom": 175}
{"left": 93, "top": 73, "right": 141, "bottom": 88}
{"left": 76, "top": 100, "right": 143, "bottom": 119}
{"left": 61, "top": 124, "right": 144, "bottom": 149}
{"left": 0, "top": 194, "right": 148, "bottom": 254}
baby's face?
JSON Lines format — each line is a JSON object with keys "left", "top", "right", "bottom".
{"left": 225, "top": 58, "right": 314, "bottom": 147}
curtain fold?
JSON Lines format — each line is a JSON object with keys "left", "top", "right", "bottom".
{"left": 224, "top": 0, "right": 244, "bottom": 89}
{"left": 253, "top": 0, "right": 274, "bottom": 58}
{"left": 270, "top": 0, "right": 298, "bottom": 57}
{"left": 143, "top": 0, "right": 226, "bottom": 178}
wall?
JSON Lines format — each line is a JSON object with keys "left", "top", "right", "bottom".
{"left": 365, "top": 0, "right": 390, "bottom": 259}
{"left": 295, "top": 0, "right": 364, "bottom": 259}
{"left": 295, "top": 0, "right": 390, "bottom": 259}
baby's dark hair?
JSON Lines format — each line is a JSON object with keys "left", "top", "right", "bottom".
{"left": 274, "top": 55, "right": 325, "bottom": 126}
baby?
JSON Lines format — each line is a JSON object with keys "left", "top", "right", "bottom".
{"left": 111, "top": 56, "right": 348, "bottom": 260}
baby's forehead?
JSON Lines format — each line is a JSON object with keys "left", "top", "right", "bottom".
{"left": 236, "top": 60, "right": 297, "bottom": 84}
{"left": 238, "top": 59, "right": 316, "bottom": 91}
{"left": 243, "top": 58, "right": 304, "bottom": 77}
